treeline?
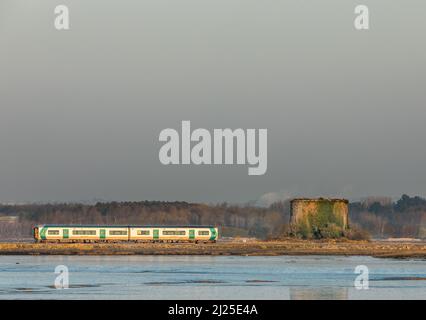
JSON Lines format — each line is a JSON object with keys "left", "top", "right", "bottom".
{"left": 349, "top": 195, "right": 426, "bottom": 239}
{"left": 0, "top": 195, "right": 425, "bottom": 240}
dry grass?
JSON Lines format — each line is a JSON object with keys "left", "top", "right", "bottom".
{"left": 0, "top": 239, "right": 425, "bottom": 258}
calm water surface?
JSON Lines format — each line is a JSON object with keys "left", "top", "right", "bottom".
{"left": 0, "top": 255, "right": 425, "bottom": 299}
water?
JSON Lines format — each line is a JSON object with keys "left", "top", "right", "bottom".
{"left": 0, "top": 255, "right": 425, "bottom": 300}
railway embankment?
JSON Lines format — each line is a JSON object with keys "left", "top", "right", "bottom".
{"left": 0, "top": 239, "right": 425, "bottom": 258}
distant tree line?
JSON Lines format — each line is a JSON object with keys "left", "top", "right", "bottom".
{"left": 0, "top": 195, "right": 424, "bottom": 240}
{"left": 349, "top": 195, "right": 426, "bottom": 239}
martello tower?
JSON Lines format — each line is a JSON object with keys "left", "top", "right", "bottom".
{"left": 290, "top": 198, "right": 349, "bottom": 238}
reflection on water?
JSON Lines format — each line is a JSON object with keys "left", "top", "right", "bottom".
{"left": 0, "top": 255, "right": 425, "bottom": 300}
{"left": 290, "top": 287, "right": 348, "bottom": 300}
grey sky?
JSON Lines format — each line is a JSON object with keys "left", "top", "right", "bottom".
{"left": 0, "top": 0, "right": 425, "bottom": 204}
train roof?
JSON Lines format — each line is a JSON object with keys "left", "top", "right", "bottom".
{"left": 35, "top": 224, "right": 217, "bottom": 228}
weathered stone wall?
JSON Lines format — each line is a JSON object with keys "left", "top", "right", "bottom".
{"left": 290, "top": 198, "right": 349, "bottom": 238}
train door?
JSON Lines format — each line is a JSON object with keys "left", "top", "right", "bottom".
{"left": 63, "top": 229, "right": 69, "bottom": 239}
{"left": 189, "top": 229, "right": 195, "bottom": 240}
{"left": 153, "top": 229, "right": 159, "bottom": 240}
{"left": 100, "top": 229, "right": 106, "bottom": 240}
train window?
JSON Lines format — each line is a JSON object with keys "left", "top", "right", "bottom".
{"left": 109, "top": 230, "right": 127, "bottom": 235}
{"left": 198, "top": 231, "right": 209, "bottom": 235}
{"left": 162, "top": 231, "right": 186, "bottom": 235}
{"left": 47, "top": 230, "right": 60, "bottom": 235}
{"left": 72, "top": 230, "right": 96, "bottom": 235}
{"left": 137, "top": 230, "right": 150, "bottom": 235}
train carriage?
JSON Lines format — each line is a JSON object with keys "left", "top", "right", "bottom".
{"left": 34, "top": 225, "right": 218, "bottom": 243}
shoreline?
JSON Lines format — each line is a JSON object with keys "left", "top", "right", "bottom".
{"left": 0, "top": 240, "right": 425, "bottom": 259}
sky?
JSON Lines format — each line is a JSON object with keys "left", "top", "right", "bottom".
{"left": 0, "top": 0, "right": 425, "bottom": 204}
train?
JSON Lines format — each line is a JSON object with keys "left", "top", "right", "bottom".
{"left": 33, "top": 225, "right": 218, "bottom": 243}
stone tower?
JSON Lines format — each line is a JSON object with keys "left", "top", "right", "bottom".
{"left": 290, "top": 198, "right": 349, "bottom": 238}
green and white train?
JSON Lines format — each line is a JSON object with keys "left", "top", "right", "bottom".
{"left": 33, "top": 225, "right": 218, "bottom": 243}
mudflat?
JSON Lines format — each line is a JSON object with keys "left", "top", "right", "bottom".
{"left": 0, "top": 239, "right": 425, "bottom": 258}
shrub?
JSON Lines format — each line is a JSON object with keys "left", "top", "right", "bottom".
{"left": 318, "top": 223, "right": 344, "bottom": 239}
{"left": 344, "top": 226, "right": 371, "bottom": 241}
{"left": 292, "top": 221, "right": 313, "bottom": 239}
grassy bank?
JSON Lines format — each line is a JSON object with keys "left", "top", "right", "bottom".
{"left": 0, "top": 239, "right": 425, "bottom": 258}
